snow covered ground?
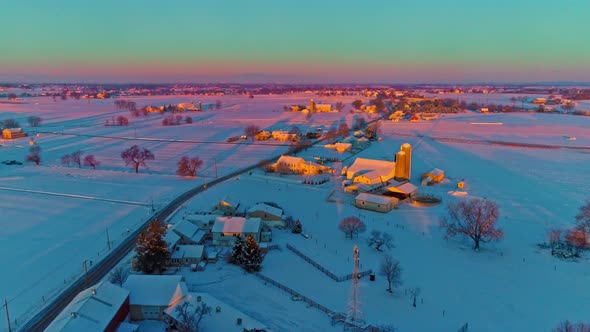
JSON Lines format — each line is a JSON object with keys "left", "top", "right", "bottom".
{"left": 1, "top": 94, "right": 589, "bottom": 331}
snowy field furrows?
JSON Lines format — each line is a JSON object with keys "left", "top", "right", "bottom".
{"left": 0, "top": 94, "right": 589, "bottom": 331}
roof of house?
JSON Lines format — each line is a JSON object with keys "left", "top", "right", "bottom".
{"left": 276, "top": 155, "right": 304, "bottom": 165}
{"left": 45, "top": 281, "right": 129, "bottom": 332}
{"left": 248, "top": 203, "right": 283, "bottom": 217}
{"left": 386, "top": 182, "right": 418, "bottom": 194}
{"left": 2, "top": 128, "right": 23, "bottom": 133}
{"left": 172, "top": 220, "right": 199, "bottom": 238}
{"left": 212, "top": 217, "right": 262, "bottom": 234}
{"left": 428, "top": 168, "right": 444, "bottom": 176}
{"left": 348, "top": 158, "right": 396, "bottom": 181}
{"left": 185, "top": 214, "right": 216, "bottom": 225}
{"left": 123, "top": 275, "right": 187, "bottom": 307}
{"left": 356, "top": 192, "right": 396, "bottom": 205}
{"left": 163, "top": 231, "right": 181, "bottom": 249}
{"left": 116, "top": 322, "right": 139, "bottom": 332}
{"left": 171, "top": 245, "right": 205, "bottom": 260}
{"left": 164, "top": 293, "right": 270, "bottom": 332}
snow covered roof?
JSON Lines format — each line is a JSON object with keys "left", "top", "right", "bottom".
{"left": 213, "top": 217, "right": 262, "bottom": 234}
{"left": 2, "top": 128, "right": 23, "bottom": 133}
{"left": 185, "top": 214, "right": 216, "bottom": 225}
{"left": 386, "top": 182, "right": 418, "bottom": 194}
{"left": 172, "top": 220, "right": 199, "bottom": 238}
{"left": 164, "top": 293, "right": 270, "bottom": 332}
{"left": 116, "top": 322, "right": 139, "bottom": 332}
{"left": 46, "top": 281, "right": 129, "bottom": 332}
{"left": 171, "top": 245, "right": 204, "bottom": 260}
{"left": 355, "top": 192, "right": 396, "bottom": 205}
{"left": 163, "top": 231, "right": 181, "bottom": 249}
{"left": 347, "top": 158, "right": 396, "bottom": 180}
{"left": 277, "top": 155, "right": 304, "bottom": 165}
{"left": 428, "top": 168, "right": 444, "bottom": 176}
{"left": 248, "top": 203, "right": 283, "bottom": 217}
{"left": 123, "top": 275, "right": 187, "bottom": 307}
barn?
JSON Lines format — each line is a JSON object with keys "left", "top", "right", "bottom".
{"left": 355, "top": 192, "right": 398, "bottom": 213}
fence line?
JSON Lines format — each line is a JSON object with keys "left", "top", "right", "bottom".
{"left": 286, "top": 244, "right": 372, "bottom": 282}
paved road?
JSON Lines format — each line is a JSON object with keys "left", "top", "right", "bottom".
{"left": 19, "top": 115, "right": 389, "bottom": 332}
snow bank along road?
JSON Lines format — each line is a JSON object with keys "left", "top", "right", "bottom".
{"left": 0, "top": 186, "right": 149, "bottom": 206}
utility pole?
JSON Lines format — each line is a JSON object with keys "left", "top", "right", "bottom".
{"left": 106, "top": 228, "right": 111, "bottom": 250}
{"left": 214, "top": 159, "right": 218, "bottom": 179}
{"left": 83, "top": 260, "right": 88, "bottom": 287}
{"left": 3, "top": 299, "right": 11, "bottom": 332}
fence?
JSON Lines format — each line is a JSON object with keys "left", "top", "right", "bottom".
{"left": 286, "top": 244, "right": 372, "bottom": 282}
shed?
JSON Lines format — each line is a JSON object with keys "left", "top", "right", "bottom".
{"left": 423, "top": 168, "right": 445, "bottom": 183}
{"left": 385, "top": 182, "right": 418, "bottom": 200}
{"left": 355, "top": 192, "right": 398, "bottom": 213}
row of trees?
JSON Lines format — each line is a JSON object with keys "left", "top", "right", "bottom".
{"left": 163, "top": 115, "right": 192, "bottom": 126}
{"left": 61, "top": 150, "right": 100, "bottom": 169}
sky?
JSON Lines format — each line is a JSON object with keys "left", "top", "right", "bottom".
{"left": 1, "top": 0, "right": 589, "bottom": 84}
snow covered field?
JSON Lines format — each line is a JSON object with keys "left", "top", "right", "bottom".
{"left": 1, "top": 93, "right": 589, "bottom": 331}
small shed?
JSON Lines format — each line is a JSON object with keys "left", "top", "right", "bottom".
{"left": 355, "top": 193, "right": 398, "bottom": 213}
{"left": 423, "top": 168, "right": 445, "bottom": 183}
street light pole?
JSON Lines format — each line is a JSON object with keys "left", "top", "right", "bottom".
{"left": 3, "top": 299, "right": 11, "bottom": 332}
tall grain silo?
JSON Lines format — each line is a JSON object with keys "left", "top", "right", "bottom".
{"left": 310, "top": 99, "right": 316, "bottom": 113}
{"left": 395, "top": 151, "right": 407, "bottom": 180}
{"left": 400, "top": 143, "right": 412, "bottom": 180}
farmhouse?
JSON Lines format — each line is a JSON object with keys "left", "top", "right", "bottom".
{"left": 255, "top": 130, "right": 271, "bottom": 141}
{"left": 177, "top": 102, "right": 198, "bottom": 111}
{"left": 2, "top": 128, "right": 27, "bottom": 139}
{"left": 532, "top": 97, "right": 547, "bottom": 105}
{"left": 271, "top": 130, "right": 298, "bottom": 142}
{"left": 169, "top": 245, "right": 205, "bottom": 267}
{"left": 45, "top": 281, "right": 130, "bottom": 332}
{"left": 163, "top": 293, "right": 270, "bottom": 332}
{"left": 274, "top": 155, "right": 331, "bottom": 175}
{"left": 213, "top": 196, "right": 241, "bottom": 215}
{"left": 123, "top": 275, "right": 188, "bottom": 320}
{"left": 355, "top": 192, "right": 398, "bottom": 213}
{"left": 346, "top": 158, "right": 396, "bottom": 185}
{"left": 212, "top": 217, "right": 262, "bottom": 246}
{"left": 170, "top": 220, "right": 205, "bottom": 245}
{"left": 248, "top": 203, "right": 284, "bottom": 227}
{"left": 325, "top": 142, "right": 352, "bottom": 153}
{"left": 423, "top": 168, "right": 445, "bottom": 183}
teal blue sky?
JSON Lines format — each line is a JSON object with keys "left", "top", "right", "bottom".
{"left": 1, "top": 0, "right": 589, "bottom": 83}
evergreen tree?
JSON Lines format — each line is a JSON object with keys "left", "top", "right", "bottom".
{"left": 242, "top": 234, "right": 263, "bottom": 272}
{"left": 135, "top": 219, "right": 170, "bottom": 274}
{"left": 231, "top": 235, "right": 245, "bottom": 265}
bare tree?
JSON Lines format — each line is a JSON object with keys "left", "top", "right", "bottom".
{"left": 83, "top": 155, "right": 101, "bottom": 169}
{"left": 175, "top": 300, "right": 212, "bottom": 332}
{"left": 367, "top": 230, "right": 394, "bottom": 251}
{"left": 109, "top": 266, "right": 129, "bottom": 287}
{"left": 70, "top": 150, "right": 82, "bottom": 168}
{"left": 548, "top": 229, "right": 562, "bottom": 254}
{"left": 215, "top": 100, "right": 222, "bottom": 110}
{"left": 334, "top": 101, "right": 345, "bottom": 111}
{"left": 565, "top": 227, "right": 588, "bottom": 255}
{"left": 176, "top": 156, "right": 203, "bottom": 177}
{"left": 439, "top": 198, "right": 503, "bottom": 250}
{"left": 28, "top": 116, "right": 42, "bottom": 127}
{"left": 352, "top": 100, "right": 364, "bottom": 110}
{"left": 25, "top": 145, "right": 42, "bottom": 165}
{"left": 7, "top": 93, "right": 17, "bottom": 100}
{"left": 339, "top": 216, "right": 366, "bottom": 239}
{"left": 337, "top": 123, "right": 350, "bottom": 137}
{"left": 575, "top": 200, "right": 590, "bottom": 229}
{"left": 245, "top": 125, "right": 261, "bottom": 140}
{"left": 61, "top": 154, "right": 72, "bottom": 167}
{"left": 379, "top": 255, "right": 402, "bottom": 293}
{"left": 121, "top": 145, "right": 155, "bottom": 173}
{"left": 408, "top": 287, "right": 421, "bottom": 307}
{"left": 2, "top": 118, "right": 20, "bottom": 128}
{"left": 552, "top": 320, "right": 590, "bottom": 332}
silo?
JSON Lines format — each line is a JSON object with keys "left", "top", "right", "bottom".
{"left": 395, "top": 151, "right": 407, "bottom": 180}
{"left": 401, "top": 143, "right": 412, "bottom": 180}
{"left": 310, "top": 99, "right": 316, "bottom": 112}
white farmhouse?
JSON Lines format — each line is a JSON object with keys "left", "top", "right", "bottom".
{"left": 212, "top": 217, "right": 263, "bottom": 246}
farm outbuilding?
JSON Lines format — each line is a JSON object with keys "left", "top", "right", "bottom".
{"left": 422, "top": 168, "right": 445, "bottom": 183}
{"left": 2, "top": 128, "right": 27, "bottom": 139}
{"left": 355, "top": 192, "right": 398, "bottom": 213}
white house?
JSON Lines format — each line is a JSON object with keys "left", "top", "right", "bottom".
{"left": 274, "top": 155, "right": 331, "bottom": 175}
{"left": 123, "top": 275, "right": 188, "bottom": 320}
{"left": 355, "top": 193, "right": 398, "bottom": 213}
{"left": 163, "top": 293, "right": 270, "bottom": 332}
{"left": 346, "top": 158, "right": 396, "bottom": 185}
{"left": 169, "top": 245, "right": 205, "bottom": 267}
{"left": 212, "top": 217, "right": 263, "bottom": 246}
{"left": 45, "top": 281, "right": 130, "bottom": 332}
{"left": 170, "top": 220, "right": 205, "bottom": 245}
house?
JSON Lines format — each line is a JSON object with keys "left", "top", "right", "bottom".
{"left": 479, "top": 107, "right": 489, "bottom": 113}
{"left": 123, "top": 275, "right": 188, "bottom": 320}
{"left": 184, "top": 214, "right": 217, "bottom": 230}
{"left": 177, "top": 102, "right": 198, "bottom": 111}
{"left": 2, "top": 128, "right": 27, "bottom": 139}
{"left": 170, "top": 220, "right": 204, "bottom": 245}
{"left": 410, "top": 115, "right": 421, "bottom": 122}
{"left": 532, "top": 97, "right": 547, "bottom": 105}
{"left": 346, "top": 158, "right": 396, "bottom": 185}
{"left": 144, "top": 105, "right": 163, "bottom": 113}
{"left": 212, "top": 217, "right": 263, "bottom": 246}
{"left": 274, "top": 155, "right": 331, "bottom": 175}
{"left": 255, "top": 131, "right": 271, "bottom": 141}
{"left": 389, "top": 110, "right": 405, "bottom": 120}
{"left": 355, "top": 192, "right": 398, "bottom": 213}
{"left": 169, "top": 245, "right": 205, "bottom": 267}
{"left": 324, "top": 142, "right": 352, "bottom": 153}
{"left": 248, "top": 203, "right": 284, "bottom": 227}
{"left": 315, "top": 103, "right": 332, "bottom": 112}
{"left": 163, "top": 231, "right": 181, "bottom": 251}
{"left": 422, "top": 168, "right": 445, "bottom": 183}
{"left": 45, "top": 281, "right": 130, "bottom": 332}
{"left": 271, "top": 130, "right": 298, "bottom": 142}
{"left": 420, "top": 113, "right": 438, "bottom": 121}
{"left": 163, "top": 293, "right": 270, "bottom": 332}
{"left": 214, "top": 196, "right": 241, "bottom": 216}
